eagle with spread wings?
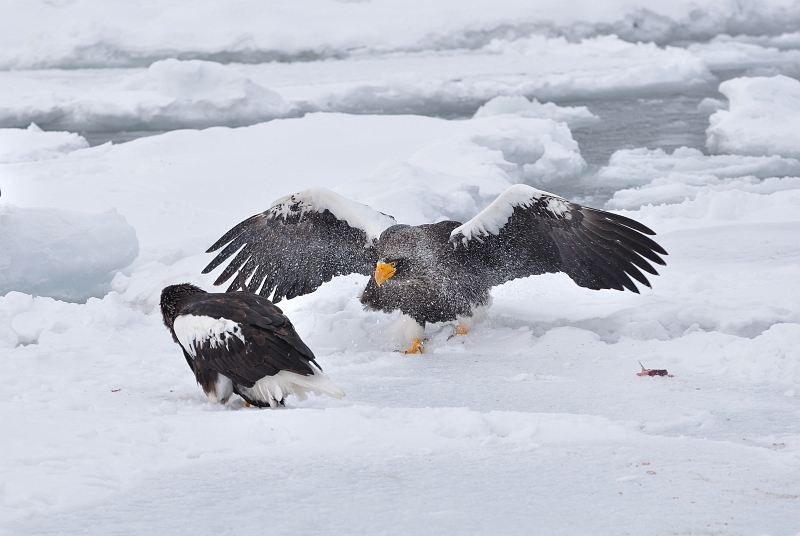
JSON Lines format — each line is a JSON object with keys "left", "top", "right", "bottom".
{"left": 202, "top": 185, "right": 667, "bottom": 353}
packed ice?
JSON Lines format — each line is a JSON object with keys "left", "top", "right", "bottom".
{"left": 707, "top": 75, "right": 800, "bottom": 158}
{"left": 1, "top": 1, "right": 799, "bottom": 534}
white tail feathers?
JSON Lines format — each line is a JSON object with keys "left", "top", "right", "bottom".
{"left": 237, "top": 365, "right": 345, "bottom": 408}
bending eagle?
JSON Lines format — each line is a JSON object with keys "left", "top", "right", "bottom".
{"left": 202, "top": 185, "right": 667, "bottom": 353}
{"left": 160, "top": 283, "right": 345, "bottom": 406}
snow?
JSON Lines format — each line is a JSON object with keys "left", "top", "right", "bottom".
{"left": 0, "top": 124, "right": 88, "bottom": 164}
{"left": 2, "top": 112, "right": 584, "bottom": 266}
{"left": 595, "top": 146, "right": 800, "bottom": 209}
{"left": 689, "top": 35, "right": 800, "bottom": 77}
{"left": 450, "top": 184, "right": 571, "bottom": 244}
{"left": 707, "top": 75, "right": 800, "bottom": 158}
{"left": 2, "top": 0, "right": 800, "bottom": 69}
{"left": 0, "top": 35, "right": 713, "bottom": 132}
{"left": 473, "top": 95, "right": 599, "bottom": 127}
{"left": 268, "top": 187, "right": 397, "bottom": 244}
{"left": 0, "top": 61, "right": 297, "bottom": 132}
{"left": 2, "top": 1, "right": 800, "bottom": 534}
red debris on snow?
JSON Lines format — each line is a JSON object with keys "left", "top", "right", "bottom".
{"left": 637, "top": 361, "right": 671, "bottom": 377}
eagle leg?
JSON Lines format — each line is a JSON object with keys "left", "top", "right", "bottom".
{"left": 399, "top": 338, "right": 424, "bottom": 354}
{"left": 447, "top": 323, "right": 469, "bottom": 341}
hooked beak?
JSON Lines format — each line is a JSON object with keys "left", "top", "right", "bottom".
{"left": 374, "top": 261, "right": 396, "bottom": 286}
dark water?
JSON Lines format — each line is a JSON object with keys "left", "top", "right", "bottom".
{"left": 77, "top": 92, "right": 720, "bottom": 209}
{"left": 81, "top": 129, "right": 167, "bottom": 146}
{"left": 81, "top": 93, "right": 718, "bottom": 166}
{"left": 52, "top": 63, "right": 800, "bottom": 176}
{"left": 569, "top": 95, "right": 715, "bottom": 166}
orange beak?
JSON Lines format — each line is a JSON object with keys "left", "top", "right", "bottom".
{"left": 374, "top": 261, "right": 396, "bottom": 286}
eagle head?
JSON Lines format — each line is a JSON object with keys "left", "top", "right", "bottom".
{"left": 159, "top": 283, "right": 206, "bottom": 330}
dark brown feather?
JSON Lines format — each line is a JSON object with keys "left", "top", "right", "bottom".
{"left": 164, "top": 287, "right": 320, "bottom": 387}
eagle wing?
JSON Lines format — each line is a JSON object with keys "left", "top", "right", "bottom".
{"left": 173, "top": 293, "right": 316, "bottom": 387}
{"left": 449, "top": 184, "right": 667, "bottom": 292}
{"left": 202, "top": 188, "right": 397, "bottom": 302}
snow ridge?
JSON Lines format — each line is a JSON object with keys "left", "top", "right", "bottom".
{"left": 267, "top": 187, "right": 397, "bottom": 245}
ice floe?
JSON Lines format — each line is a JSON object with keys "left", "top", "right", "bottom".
{"left": 707, "top": 75, "right": 800, "bottom": 158}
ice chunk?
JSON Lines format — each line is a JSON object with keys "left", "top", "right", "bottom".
{"left": 0, "top": 205, "right": 138, "bottom": 302}
{"left": 317, "top": 35, "right": 713, "bottom": 116}
{"left": 0, "top": 35, "right": 710, "bottom": 130}
{"left": 0, "top": 60, "right": 297, "bottom": 132}
{"left": 688, "top": 36, "right": 800, "bottom": 77}
{"left": 592, "top": 113, "right": 800, "bottom": 209}
{"left": 599, "top": 147, "right": 800, "bottom": 209}
{"left": 473, "top": 96, "right": 599, "bottom": 127}
{"left": 100, "top": 59, "right": 297, "bottom": 129}
{"left": 598, "top": 147, "right": 800, "bottom": 187}
{"left": 707, "top": 75, "right": 800, "bottom": 158}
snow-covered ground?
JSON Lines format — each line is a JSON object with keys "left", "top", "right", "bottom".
{"left": 1, "top": 1, "right": 800, "bottom": 534}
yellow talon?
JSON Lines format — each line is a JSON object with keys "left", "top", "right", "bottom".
{"left": 401, "top": 338, "right": 424, "bottom": 354}
{"left": 455, "top": 324, "right": 468, "bottom": 336}
{"left": 244, "top": 400, "right": 251, "bottom": 407}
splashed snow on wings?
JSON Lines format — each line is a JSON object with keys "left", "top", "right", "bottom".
{"left": 203, "top": 188, "right": 397, "bottom": 301}
{"left": 173, "top": 314, "right": 245, "bottom": 359}
{"left": 266, "top": 188, "right": 396, "bottom": 245}
{"left": 448, "top": 184, "right": 666, "bottom": 292}
{"left": 449, "top": 184, "right": 573, "bottom": 245}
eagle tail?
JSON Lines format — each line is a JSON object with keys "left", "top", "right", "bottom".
{"left": 237, "top": 366, "right": 345, "bottom": 407}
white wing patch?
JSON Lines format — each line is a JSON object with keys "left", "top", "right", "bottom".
{"left": 267, "top": 187, "right": 397, "bottom": 245}
{"left": 236, "top": 363, "right": 345, "bottom": 408}
{"left": 450, "top": 184, "right": 573, "bottom": 245}
{"left": 545, "top": 196, "right": 571, "bottom": 217}
{"left": 173, "top": 314, "right": 245, "bottom": 358}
